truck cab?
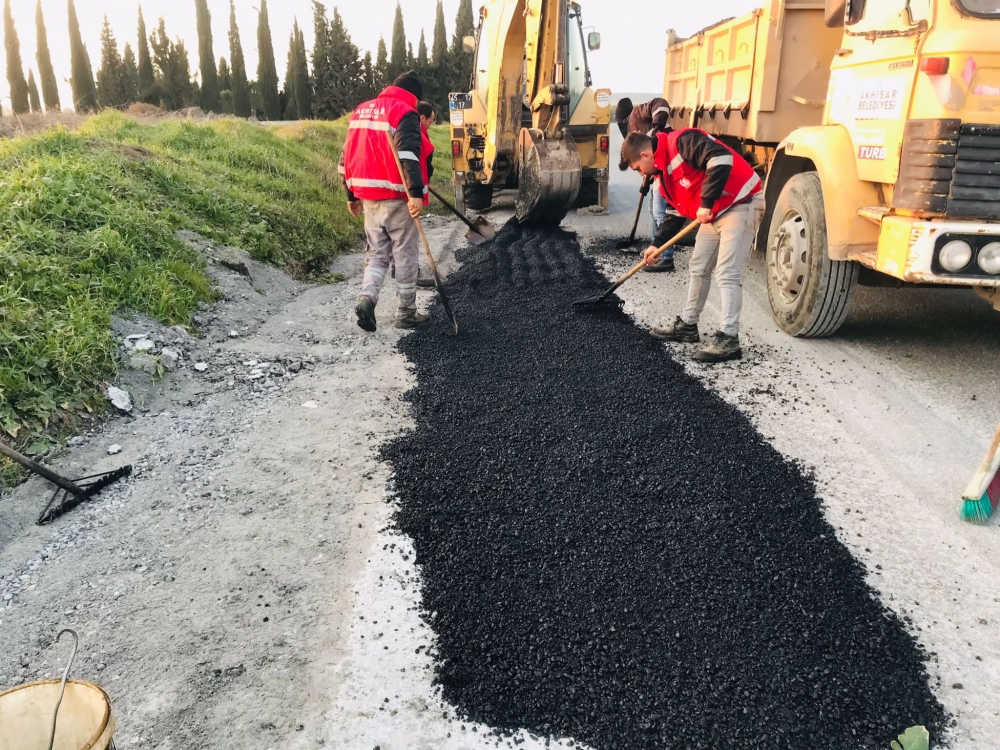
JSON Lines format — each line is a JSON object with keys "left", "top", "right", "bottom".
{"left": 762, "top": 0, "right": 1000, "bottom": 335}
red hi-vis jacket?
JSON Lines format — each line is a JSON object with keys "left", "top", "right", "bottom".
{"left": 341, "top": 86, "right": 430, "bottom": 204}
{"left": 654, "top": 129, "right": 761, "bottom": 220}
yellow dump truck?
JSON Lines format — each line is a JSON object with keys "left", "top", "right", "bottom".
{"left": 663, "top": 0, "right": 1000, "bottom": 336}
{"left": 448, "top": 0, "right": 612, "bottom": 222}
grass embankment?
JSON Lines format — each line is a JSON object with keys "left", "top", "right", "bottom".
{"left": 1, "top": 112, "right": 452, "bottom": 487}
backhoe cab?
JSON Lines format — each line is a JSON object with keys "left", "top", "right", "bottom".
{"left": 449, "top": 0, "right": 611, "bottom": 223}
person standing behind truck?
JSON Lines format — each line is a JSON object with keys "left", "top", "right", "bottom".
{"left": 339, "top": 72, "right": 431, "bottom": 332}
{"left": 615, "top": 97, "right": 682, "bottom": 272}
{"left": 620, "top": 130, "right": 763, "bottom": 363}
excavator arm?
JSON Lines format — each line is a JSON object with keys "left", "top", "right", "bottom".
{"left": 516, "top": 0, "right": 582, "bottom": 221}
{"left": 454, "top": 0, "right": 589, "bottom": 223}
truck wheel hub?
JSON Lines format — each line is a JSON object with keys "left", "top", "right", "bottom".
{"left": 769, "top": 211, "right": 809, "bottom": 309}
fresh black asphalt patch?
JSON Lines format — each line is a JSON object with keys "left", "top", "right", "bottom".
{"left": 382, "top": 220, "right": 946, "bottom": 749}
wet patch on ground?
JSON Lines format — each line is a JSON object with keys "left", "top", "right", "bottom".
{"left": 382, "top": 219, "right": 946, "bottom": 750}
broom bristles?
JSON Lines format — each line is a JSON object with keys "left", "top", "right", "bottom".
{"left": 960, "top": 470, "right": 1000, "bottom": 524}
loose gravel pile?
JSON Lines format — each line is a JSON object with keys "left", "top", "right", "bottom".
{"left": 382, "top": 220, "right": 946, "bottom": 749}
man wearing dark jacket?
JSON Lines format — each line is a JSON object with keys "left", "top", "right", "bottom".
{"left": 339, "top": 72, "right": 431, "bottom": 332}
{"left": 615, "top": 97, "right": 682, "bottom": 272}
{"left": 620, "top": 129, "right": 764, "bottom": 363}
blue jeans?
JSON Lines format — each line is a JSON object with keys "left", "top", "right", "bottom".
{"left": 650, "top": 182, "right": 675, "bottom": 260}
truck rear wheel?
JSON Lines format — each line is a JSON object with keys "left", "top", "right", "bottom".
{"left": 765, "top": 172, "right": 858, "bottom": 337}
{"left": 463, "top": 184, "right": 493, "bottom": 211}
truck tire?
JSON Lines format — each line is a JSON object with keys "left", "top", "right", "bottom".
{"left": 463, "top": 184, "right": 493, "bottom": 211}
{"left": 765, "top": 172, "right": 858, "bottom": 337}
{"left": 573, "top": 176, "right": 600, "bottom": 208}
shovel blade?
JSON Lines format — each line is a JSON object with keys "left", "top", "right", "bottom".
{"left": 465, "top": 216, "right": 496, "bottom": 245}
{"left": 572, "top": 295, "right": 625, "bottom": 311}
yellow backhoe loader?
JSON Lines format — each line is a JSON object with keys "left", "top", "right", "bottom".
{"left": 448, "top": 0, "right": 611, "bottom": 223}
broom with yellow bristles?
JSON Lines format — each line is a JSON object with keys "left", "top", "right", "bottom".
{"left": 960, "top": 422, "right": 1000, "bottom": 524}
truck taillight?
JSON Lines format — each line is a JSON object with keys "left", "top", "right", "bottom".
{"left": 599, "top": 136, "right": 609, "bottom": 153}
{"left": 920, "top": 57, "right": 949, "bottom": 75}
{"left": 451, "top": 140, "right": 462, "bottom": 157}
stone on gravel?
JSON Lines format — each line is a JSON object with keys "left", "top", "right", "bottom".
{"left": 107, "top": 386, "right": 132, "bottom": 412}
{"left": 66, "top": 436, "right": 85, "bottom": 447}
{"left": 129, "top": 352, "right": 158, "bottom": 375}
{"left": 107, "top": 444, "right": 122, "bottom": 455}
{"left": 132, "top": 339, "right": 155, "bottom": 352}
{"left": 160, "top": 348, "right": 180, "bottom": 371}
{"left": 194, "top": 362, "right": 209, "bottom": 372}
{"left": 381, "top": 219, "right": 946, "bottom": 750}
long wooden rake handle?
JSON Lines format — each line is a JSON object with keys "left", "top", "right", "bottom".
{"left": 625, "top": 176, "right": 651, "bottom": 243}
{"left": 385, "top": 133, "right": 459, "bottom": 334}
{"left": 596, "top": 220, "right": 701, "bottom": 302}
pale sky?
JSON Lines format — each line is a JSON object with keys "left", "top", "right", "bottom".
{"left": 1, "top": 0, "right": 759, "bottom": 112}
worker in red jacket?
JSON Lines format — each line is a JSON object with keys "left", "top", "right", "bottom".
{"left": 339, "top": 71, "right": 431, "bottom": 332}
{"left": 620, "top": 129, "right": 764, "bottom": 363}
{"left": 615, "top": 97, "right": 681, "bottom": 272}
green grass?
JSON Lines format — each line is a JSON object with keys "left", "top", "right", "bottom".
{"left": 1, "top": 112, "right": 363, "bottom": 487}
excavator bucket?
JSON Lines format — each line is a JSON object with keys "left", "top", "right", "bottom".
{"left": 515, "top": 128, "right": 582, "bottom": 223}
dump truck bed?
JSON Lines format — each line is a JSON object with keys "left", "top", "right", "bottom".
{"left": 662, "top": 0, "right": 842, "bottom": 144}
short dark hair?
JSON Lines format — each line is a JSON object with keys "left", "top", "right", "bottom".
{"left": 392, "top": 70, "right": 424, "bottom": 100}
{"left": 417, "top": 101, "right": 436, "bottom": 119}
{"left": 619, "top": 132, "right": 654, "bottom": 171}
{"left": 615, "top": 97, "right": 634, "bottom": 124}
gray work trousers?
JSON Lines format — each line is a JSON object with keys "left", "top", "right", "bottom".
{"left": 359, "top": 199, "right": 420, "bottom": 317}
{"left": 680, "top": 193, "right": 765, "bottom": 337}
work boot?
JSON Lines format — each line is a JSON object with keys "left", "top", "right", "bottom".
{"left": 394, "top": 310, "right": 431, "bottom": 329}
{"left": 642, "top": 256, "right": 675, "bottom": 273}
{"left": 355, "top": 296, "right": 377, "bottom": 332}
{"left": 650, "top": 316, "right": 699, "bottom": 343}
{"left": 693, "top": 331, "right": 742, "bottom": 363}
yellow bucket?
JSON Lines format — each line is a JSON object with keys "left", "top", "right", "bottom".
{"left": 0, "top": 679, "right": 115, "bottom": 750}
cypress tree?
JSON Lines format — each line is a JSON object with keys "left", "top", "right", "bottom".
{"left": 35, "top": 0, "right": 59, "bottom": 111}
{"left": 282, "top": 30, "right": 297, "bottom": 119}
{"left": 450, "top": 0, "right": 475, "bottom": 90}
{"left": 329, "top": 8, "right": 360, "bottom": 115}
{"left": 218, "top": 56, "right": 231, "bottom": 92}
{"left": 27, "top": 69, "right": 41, "bottom": 112}
{"left": 67, "top": 0, "right": 97, "bottom": 112}
{"left": 255, "top": 0, "right": 280, "bottom": 120}
{"left": 150, "top": 16, "right": 192, "bottom": 110}
{"left": 122, "top": 43, "right": 139, "bottom": 103}
{"left": 4, "top": 0, "right": 29, "bottom": 114}
{"left": 293, "top": 23, "right": 311, "bottom": 119}
{"left": 228, "top": 0, "right": 250, "bottom": 116}
{"left": 96, "top": 16, "right": 128, "bottom": 109}
{"left": 417, "top": 30, "right": 428, "bottom": 68}
{"left": 431, "top": 0, "right": 447, "bottom": 65}
{"left": 136, "top": 7, "right": 156, "bottom": 103}
{"left": 406, "top": 42, "right": 414, "bottom": 70}
{"left": 310, "top": 1, "right": 331, "bottom": 118}
{"left": 194, "top": 0, "right": 219, "bottom": 112}
{"left": 427, "top": 0, "right": 449, "bottom": 108}
{"left": 358, "top": 50, "right": 374, "bottom": 102}
{"left": 375, "top": 36, "right": 388, "bottom": 90}
{"left": 388, "top": 3, "right": 406, "bottom": 82}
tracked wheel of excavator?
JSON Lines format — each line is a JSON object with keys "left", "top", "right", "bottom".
{"left": 515, "top": 128, "right": 582, "bottom": 224}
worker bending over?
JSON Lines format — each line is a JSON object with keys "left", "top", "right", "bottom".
{"left": 620, "top": 129, "right": 764, "bottom": 363}
{"left": 339, "top": 71, "right": 431, "bottom": 332}
{"left": 615, "top": 97, "right": 681, "bottom": 273}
